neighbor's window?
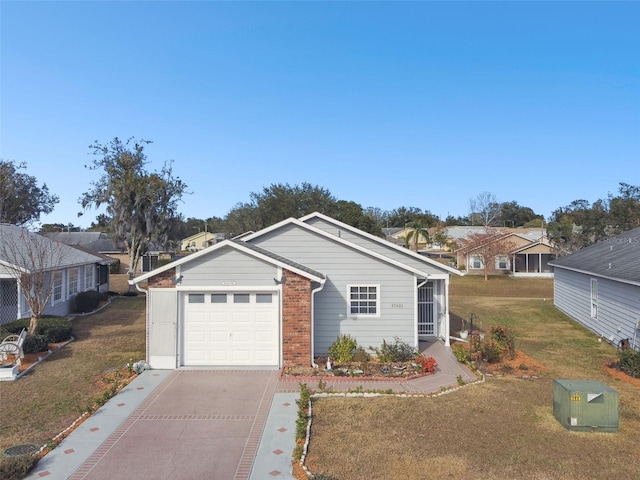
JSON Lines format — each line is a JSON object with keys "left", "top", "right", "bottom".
{"left": 470, "top": 255, "right": 483, "bottom": 269}
{"left": 52, "top": 271, "right": 63, "bottom": 303}
{"left": 590, "top": 279, "right": 598, "bottom": 319}
{"left": 348, "top": 285, "right": 379, "bottom": 316}
{"left": 85, "top": 265, "right": 95, "bottom": 291}
{"left": 68, "top": 268, "right": 79, "bottom": 295}
{"left": 496, "top": 255, "right": 509, "bottom": 270}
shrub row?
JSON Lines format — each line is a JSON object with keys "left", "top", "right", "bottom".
{"left": 0, "top": 316, "right": 72, "bottom": 354}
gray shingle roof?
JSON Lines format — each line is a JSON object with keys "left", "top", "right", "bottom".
{"left": 1, "top": 225, "right": 105, "bottom": 272}
{"left": 549, "top": 227, "right": 640, "bottom": 284}
{"left": 44, "top": 232, "right": 122, "bottom": 253}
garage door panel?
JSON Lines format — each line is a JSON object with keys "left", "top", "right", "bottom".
{"left": 184, "top": 292, "right": 279, "bottom": 367}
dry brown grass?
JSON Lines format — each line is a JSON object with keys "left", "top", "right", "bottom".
{"left": 0, "top": 295, "right": 146, "bottom": 452}
{"left": 305, "top": 276, "right": 640, "bottom": 480}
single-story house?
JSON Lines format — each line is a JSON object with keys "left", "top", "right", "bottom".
{"left": 0, "top": 225, "right": 109, "bottom": 325}
{"left": 180, "top": 231, "right": 224, "bottom": 252}
{"left": 549, "top": 227, "right": 640, "bottom": 350}
{"left": 131, "top": 212, "right": 462, "bottom": 369}
{"left": 46, "top": 231, "right": 172, "bottom": 274}
{"left": 456, "top": 230, "right": 555, "bottom": 277}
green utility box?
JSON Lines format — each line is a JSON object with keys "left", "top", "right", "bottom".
{"left": 553, "top": 380, "right": 619, "bottom": 433}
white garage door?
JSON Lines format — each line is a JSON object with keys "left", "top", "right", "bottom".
{"left": 183, "top": 291, "right": 279, "bottom": 366}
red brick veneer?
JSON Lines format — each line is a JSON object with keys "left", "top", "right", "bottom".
{"left": 281, "top": 269, "right": 312, "bottom": 367}
{"left": 147, "top": 267, "right": 177, "bottom": 288}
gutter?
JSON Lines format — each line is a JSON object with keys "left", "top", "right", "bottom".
{"left": 310, "top": 279, "right": 327, "bottom": 368}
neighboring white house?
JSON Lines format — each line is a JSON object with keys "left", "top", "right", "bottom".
{"left": 0, "top": 225, "right": 109, "bottom": 326}
{"left": 549, "top": 227, "right": 640, "bottom": 350}
{"left": 131, "top": 212, "right": 462, "bottom": 369}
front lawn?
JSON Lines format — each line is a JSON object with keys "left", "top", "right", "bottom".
{"left": 304, "top": 277, "right": 640, "bottom": 480}
{"left": 0, "top": 296, "right": 146, "bottom": 453}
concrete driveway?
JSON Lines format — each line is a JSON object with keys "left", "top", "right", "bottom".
{"left": 29, "top": 369, "right": 295, "bottom": 480}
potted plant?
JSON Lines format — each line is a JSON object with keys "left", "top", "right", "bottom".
{"left": 459, "top": 318, "right": 469, "bottom": 339}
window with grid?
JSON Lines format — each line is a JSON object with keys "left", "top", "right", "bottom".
{"left": 591, "top": 279, "right": 598, "bottom": 319}
{"left": 84, "top": 266, "right": 95, "bottom": 291}
{"left": 470, "top": 255, "right": 483, "bottom": 269}
{"left": 53, "top": 271, "right": 63, "bottom": 303}
{"left": 348, "top": 285, "right": 379, "bottom": 316}
{"left": 68, "top": 268, "right": 79, "bottom": 295}
{"left": 495, "top": 255, "right": 509, "bottom": 270}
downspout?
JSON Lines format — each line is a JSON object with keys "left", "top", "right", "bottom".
{"left": 444, "top": 275, "right": 451, "bottom": 347}
{"left": 310, "top": 279, "right": 327, "bottom": 368}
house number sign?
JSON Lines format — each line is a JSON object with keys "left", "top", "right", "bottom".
{"left": 391, "top": 303, "right": 404, "bottom": 309}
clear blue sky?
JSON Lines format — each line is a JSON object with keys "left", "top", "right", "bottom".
{"left": 1, "top": 1, "right": 638, "bottom": 228}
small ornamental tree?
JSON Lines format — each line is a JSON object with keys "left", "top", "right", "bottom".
{"left": 0, "top": 225, "right": 71, "bottom": 335}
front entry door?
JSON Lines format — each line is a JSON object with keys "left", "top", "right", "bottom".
{"left": 418, "top": 282, "right": 435, "bottom": 337}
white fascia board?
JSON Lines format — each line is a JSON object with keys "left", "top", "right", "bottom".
{"left": 246, "top": 216, "right": 442, "bottom": 280}
{"left": 297, "top": 211, "right": 462, "bottom": 276}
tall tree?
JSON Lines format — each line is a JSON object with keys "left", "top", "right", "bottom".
{"left": 0, "top": 225, "right": 71, "bottom": 334}
{"left": 469, "top": 191, "right": 502, "bottom": 226}
{"left": 547, "top": 198, "right": 609, "bottom": 255}
{"left": 403, "top": 221, "right": 431, "bottom": 251}
{"left": 0, "top": 159, "right": 59, "bottom": 225}
{"left": 500, "top": 201, "right": 543, "bottom": 228}
{"left": 250, "top": 182, "right": 336, "bottom": 228}
{"left": 80, "top": 137, "right": 188, "bottom": 278}
{"left": 608, "top": 182, "right": 640, "bottom": 234}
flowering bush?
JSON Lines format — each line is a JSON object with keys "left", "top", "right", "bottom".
{"left": 414, "top": 355, "right": 438, "bottom": 373}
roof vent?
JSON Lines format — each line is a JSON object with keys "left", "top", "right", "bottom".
{"left": 608, "top": 263, "right": 612, "bottom": 269}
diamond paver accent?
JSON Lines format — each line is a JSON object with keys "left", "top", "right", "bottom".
{"left": 273, "top": 449, "right": 283, "bottom": 455}
{"left": 277, "top": 427, "right": 287, "bottom": 432}
{"left": 64, "top": 449, "right": 75, "bottom": 455}
{"left": 269, "top": 470, "right": 281, "bottom": 476}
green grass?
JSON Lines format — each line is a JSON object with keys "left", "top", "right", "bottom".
{"left": 0, "top": 295, "right": 146, "bottom": 453}
{"left": 305, "top": 276, "right": 640, "bottom": 480}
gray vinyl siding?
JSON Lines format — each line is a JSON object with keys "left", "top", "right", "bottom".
{"left": 249, "top": 224, "right": 415, "bottom": 354}
{"left": 554, "top": 268, "right": 640, "bottom": 347}
{"left": 180, "top": 247, "right": 278, "bottom": 288}
{"left": 304, "top": 217, "right": 447, "bottom": 276}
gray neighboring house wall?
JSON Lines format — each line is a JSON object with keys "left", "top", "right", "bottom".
{"left": 0, "top": 225, "right": 108, "bottom": 325}
{"left": 131, "top": 212, "right": 462, "bottom": 369}
{"left": 549, "top": 227, "right": 640, "bottom": 350}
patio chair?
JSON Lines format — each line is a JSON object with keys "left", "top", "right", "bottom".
{"left": 0, "top": 328, "right": 27, "bottom": 365}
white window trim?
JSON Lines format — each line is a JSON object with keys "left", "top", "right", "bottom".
{"left": 68, "top": 267, "right": 80, "bottom": 296}
{"left": 590, "top": 278, "right": 598, "bottom": 319}
{"left": 52, "top": 270, "right": 64, "bottom": 305}
{"left": 84, "top": 265, "right": 95, "bottom": 292}
{"left": 495, "top": 255, "right": 510, "bottom": 270}
{"left": 470, "top": 255, "right": 483, "bottom": 270}
{"left": 347, "top": 284, "right": 380, "bottom": 318}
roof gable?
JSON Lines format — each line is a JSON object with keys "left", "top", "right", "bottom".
{"left": 245, "top": 212, "right": 460, "bottom": 277}
{"left": 131, "top": 239, "right": 325, "bottom": 284}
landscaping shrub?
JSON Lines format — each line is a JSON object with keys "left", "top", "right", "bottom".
{"left": 478, "top": 337, "right": 504, "bottom": 363}
{"left": 74, "top": 290, "right": 101, "bottom": 313}
{"left": 1, "top": 316, "right": 72, "bottom": 347}
{"left": 369, "top": 337, "right": 419, "bottom": 362}
{"left": 490, "top": 324, "right": 516, "bottom": 359}
{"left": 328, "top": 334, "right": 358, "bottom": 363}
{"left": 22, "top": 334, "right": 48, "bottom": 354}
{"left": 0, "top": 454, "right": 38, "bottom": 480}
{"left": 414, "top": 355, "right": 438, "bottom": 373}
{"left": 452, "top": 343, "right": 471, "bottom": 363}
{"left": 352, "top": 346, "right": 371, "bottom": 363}
{"left": 618, "top": 349, "right": 640, "bottom": 379}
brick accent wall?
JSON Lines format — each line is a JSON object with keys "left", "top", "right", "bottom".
{"left": 281, "top": 269, "right": 312, "bottom": 367}
{"left": 146, "top": 268, "right": 177, "bottom": 289}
